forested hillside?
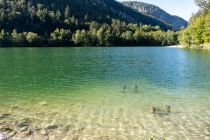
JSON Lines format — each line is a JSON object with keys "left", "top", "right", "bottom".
{"left": 0, "top": 0, "right": 177, "bottom": 47}
{"left": 179, "top": 0, "right": 210, "bottom": 48}
{"left": 122, "top": 1, "right": 188, "bottom": 30}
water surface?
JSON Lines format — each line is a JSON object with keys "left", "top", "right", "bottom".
{"left": 0, "top": 47, "right": 209, "bottom": 139}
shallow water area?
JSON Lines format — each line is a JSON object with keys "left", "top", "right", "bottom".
{"left": 0, "top": 47, "right": 210, "bottom": 140}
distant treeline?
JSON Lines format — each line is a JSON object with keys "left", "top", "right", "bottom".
{"left": 0, "top": 0, "right": 177, "bottom": 47}
{"left": 0, "top": 20, "right": 178, "bottom": 47}
{"left": 179, "top": 0, "right": 210, "bottom": 48}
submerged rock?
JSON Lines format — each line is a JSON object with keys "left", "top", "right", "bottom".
{"left": 46, "top": 125, "right": 59, "bottom": 130}
{"left": 62, "top": 125, "right": 72, "bottom": 131}
{"left": 31, "top": 126, "right": 40, "bottom": 132}
{"left": 0, "top": 127, "right": 13, "bottom": 133}
{"left": 39, "top": 101, "right": 48, "bottom": 106}
{"left": 16, "top": 118, "right": 31, "bottom": 128}
{"left": 0, "top": 114, "right": 15, "bottom": 119}
{"left": 16, "top": 129, "right": 33, "bottom": 138}
{"left": 11, "top": 105, "right": 19, "bottom": 109}
{"left": 0, "top": 132, "right": 7, "bottom": 140}
{"left": 0, "top": 129, "right": 16, "bottom": 140}
{"left": 7, "top": 131, "right": 16, "bottom": 138}
{"left": 208, "top": 128, "right": 210, "bottom": 132}
{"left": 40, "top": 129, "right": 48, "bottom": 136}
{"left": 19, "top": 126, "right": 28, "bottom": 132}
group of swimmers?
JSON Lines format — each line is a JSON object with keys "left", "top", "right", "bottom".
{"left": 152, "top": 105, "right": 171, "bottom": 114}
{"left": 122, "top": 85, "right": 138, "bottom": 92}
{"left": 123, "top": 85, "right": 172, "bottom": 114}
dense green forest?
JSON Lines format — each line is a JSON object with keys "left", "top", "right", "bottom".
{"left": 179, "top": 0, "right": 210, "bottom": 48}
{"left": 0, "top": 0, "right": 178, "bottom": 47}
{"left": 0, "top": 21, "right": 178, "bottom": 47}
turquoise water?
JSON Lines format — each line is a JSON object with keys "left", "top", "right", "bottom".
{"left": 0, "top": 47, "right": 209, "bottom": 139}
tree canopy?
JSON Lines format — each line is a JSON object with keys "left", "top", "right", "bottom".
{"left": 194, "top": 0, "right": 210, "bottom": 9}
{"left": 179, "top": 1, "right": 210, "bottom": 48}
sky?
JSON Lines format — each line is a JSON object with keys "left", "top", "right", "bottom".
{"left": 118, "top": 0, "right": 199, "bottom": 21}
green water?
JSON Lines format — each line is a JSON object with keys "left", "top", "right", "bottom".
{"left": 0, "top": 47, "right": 210, "bottom": 139}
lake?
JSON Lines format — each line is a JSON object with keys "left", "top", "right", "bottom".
{"left": 0, "top": 47, "right": 209, "bottom": 139}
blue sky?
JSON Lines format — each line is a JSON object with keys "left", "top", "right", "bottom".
{"left": 118, "top": 0, "right": 199, "bottom": 21}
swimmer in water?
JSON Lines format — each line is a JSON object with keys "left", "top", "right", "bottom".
{"left": 166, "top": 105, "right": 171, "bottom": 113}
{"left": 152, "top": 107, "right": 156, "bottom": 113}
{"left": 135, "top": 85, "right": 138, "bottom": 91}
{"left": 123, "top": 85, "right": 126, "bottom": 92}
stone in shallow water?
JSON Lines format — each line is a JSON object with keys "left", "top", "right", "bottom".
{"left": 16, "top": 118, "right": 31, "bottom": 128}
{"left": 208, "top": 128, "right": 210, "bottom": 132}
{"left": 46, "top": 125, "right": 59, "bottom": 130}
{"left": 0, "top": 131, "right": 16, "bottom": 140}
{"left": 0, "top": 132, "right": 7, "bottom": 140}
{"left": 0, "top": 127, "right": 13, "bottom": 133}
{"left": 20, "top": 126, "right": 28, "bottom": 132}
{"left": 40, "top": 129, "right": 48, "bottom": 136}
{"left": 7, "top": 131, "right": 16, "bottom": 138}
{"left": 16, "top": 129, "right": 33, "bottom": 138}
{"left": 39, "top": 101, "right": 48, "bottom": 106}
{"left": 0, "top": 114, "right": 15, "bottom": 119}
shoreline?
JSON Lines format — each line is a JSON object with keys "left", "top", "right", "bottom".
{"left": 166, "top": 45, "right": 184, "bottom": 48}
{"left": 167, "top": 44, "right": 210, "bottom": 50}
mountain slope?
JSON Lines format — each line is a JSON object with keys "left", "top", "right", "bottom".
{"left": 33, "top": 0, "right": 173, "bottom": 30}
{"left": 122, "top": 1, "right": 188, "bottom": 30}
{"left": 0, "top": 0, "right": 172, "bottom": 34}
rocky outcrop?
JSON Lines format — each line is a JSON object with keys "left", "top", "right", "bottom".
{"left": 122, "top": 1, "right": 188, "bottom": 30}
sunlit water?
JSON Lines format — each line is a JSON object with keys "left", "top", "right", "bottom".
{"left": 0, "top": 47, "right": 209, "bottom": 140}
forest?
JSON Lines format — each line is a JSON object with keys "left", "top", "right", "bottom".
{"left": 179, "top": 0, "right": 210, "bottom": 48}
{"left": 0, "top": 21, "right": 178, "bottom": 47}
{"left": 0, "top": 0, "right": 177, "bottom": 47}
